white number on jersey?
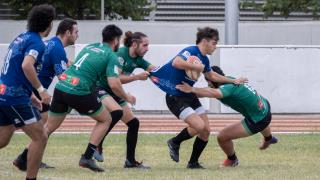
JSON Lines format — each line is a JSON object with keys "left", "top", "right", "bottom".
{"left": 1, "top": 49, "right": 13, "bottom": 75}
{"left": 73, "top": 53, "right": 89, "bottom": 70}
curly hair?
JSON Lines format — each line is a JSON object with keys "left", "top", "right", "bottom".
{"left": 123, "top": 31, "right": 147, "bottom": 47}
{"left": 27, "top": 4, "right": 55, "bottom": 33}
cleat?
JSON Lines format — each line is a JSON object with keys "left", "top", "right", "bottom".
{"left": 13, "top": 154, "right": 54, "bottom": 171}
{"left": 93, "top": 149, "right": 104, "bottom": 162}
{"left": 220, "top": 159, "right": 239, "bottom": 168}
{"left": 260, "top": 136, "right": 278, "bottom": 150}
{"left": 187, "top": 162, "right": 205, "bottom": 169}
{"left": 13, "top": 155, "right": 27, "bottom": 171}
{"left": 167, "top": 139, "right": 180, "bottom": 162}
{"left": 79, "top": 155, "right": 105, "bottom": 172}
{"left": 40, "top": 162, "right": 55, "bottom": 169}
{"left": 124, "top": 159, "right": 151, "bottom": 169}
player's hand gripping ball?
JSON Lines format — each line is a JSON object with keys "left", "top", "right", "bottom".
{"left": 186, "top": 56, "right": 202, "bottom": 81}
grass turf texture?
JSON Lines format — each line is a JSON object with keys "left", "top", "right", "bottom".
{"left": 0, "top": 134, "right": 319, "bottom": 180}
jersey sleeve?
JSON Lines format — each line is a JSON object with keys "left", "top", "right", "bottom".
{"left": 105, "top": 53, "right": 120, "bottom": 78}
{"left": 24, "top": 39, "right": 44, "bottom": 63}
{"left": 117, "top": 56, "right": 125, "bottom": 70}
{"left": 202, "top": 56, "right": 211, "bottom": 73}
{"left": 50, "top": 46, "right": 68, "bottom": 76}
{"left": 138, "top": 57, "right": 151, "bottom": 70}
{"left": 219, "top": 84, "right": 236, "bottom": 98}
{"left": 176, "top": 46, "right": 194, "bottom": 61}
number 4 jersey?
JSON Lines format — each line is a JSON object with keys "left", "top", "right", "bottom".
{"left": 55, "top": 43, "right": 119, "bottom": 95}
{"left": 0, "top": 31, "right": 45, "bottom": 105}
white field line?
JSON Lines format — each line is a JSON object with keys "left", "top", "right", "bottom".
{"left": 14, "top": 131, "right": 320, "bottom": 135}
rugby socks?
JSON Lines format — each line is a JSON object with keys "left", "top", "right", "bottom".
{"left": 189, "top": 137, "right": 208, "bottom": 163}
{"left": 228, "top": 153, "right": 237, "bottom": 161}
{"left": 20, "top": 148, "right": 29, "bottom": 161}
{"left": 172, "top": 127, "right": 192, "bottom": 145}
{"left": 84, "top": 143, "right": 97, "bottom": 159}
{"left": 264, "top": 135, "right": 272, "bottom": 142}
{"left": 98, "top": 110, "right": 123, "bottom": 149}
{"left": 126, "top": 118, "right": 139, "bottom": 162}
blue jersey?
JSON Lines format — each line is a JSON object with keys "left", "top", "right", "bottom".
{"left": 0, "top": 31, "right": 45, "bottom": 105}
{"left": 38, "top": 37, "right": 68, "bottom": 89}
{"left": 150, "top": 45, "right": 211, "bottom": 96}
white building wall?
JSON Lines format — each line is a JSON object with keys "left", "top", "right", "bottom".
{"left": 1, "top": 44, "right": 319, "bottom": 113}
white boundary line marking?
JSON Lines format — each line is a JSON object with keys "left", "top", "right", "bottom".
{"left": 14, "top": 131, "right": 320, "bottom": 135}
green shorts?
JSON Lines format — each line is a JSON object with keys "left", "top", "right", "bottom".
{"left": 241, "top": 101, "right": 272, "bottom": 135}
{"left": 95, "top": 86, "right": 127, "bottom": 107}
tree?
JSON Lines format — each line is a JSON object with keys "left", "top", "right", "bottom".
{"left": 240, "top": 0, "right": 320, "bottom": 19}
{"left": 105, "top": 0, "right": 153, "bottom": 20}
{"left": 1, "top": 0, "right": 153, "bottom": 20}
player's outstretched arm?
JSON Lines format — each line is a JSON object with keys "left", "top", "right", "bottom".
{"left": 205, "top": 71, "right": 248, "bottom": 85}
{"left": 120, "top": 71, "right": 150, "bottom": 84}
{"left": 176, "top": 82, "right": 223, "bottom": 98}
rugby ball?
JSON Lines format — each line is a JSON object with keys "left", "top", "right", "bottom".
{"left": 185, "top": 56, "right": 202, "bottom": 81}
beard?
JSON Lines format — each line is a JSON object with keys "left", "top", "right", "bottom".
{"left": 135, "top": 48, "right": 146, "bottom": 57}
{"left": 114, "top": 43, "right": 120, "bottom": 52}
{"left": 67, "top": 38, "right": 75, "bottom": 46}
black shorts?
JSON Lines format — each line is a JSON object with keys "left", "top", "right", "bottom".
{"left": 241, "top": 101, "right": 272, "bottom": 135}
{"left": 0, "top": 104, "right": 41, "bottom": 127}
{"left": 95, "top": 86, "right": 127, "bottom": 106}
{"left": 166, "top": 93, "right": 205, "bottom": 120}
{"left": 49, "top": 88, "right": 103, "bottom": 116}
{"left": 32, "top": 88, "right": 50, "bottom": 113}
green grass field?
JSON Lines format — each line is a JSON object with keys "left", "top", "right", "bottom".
{"left": 0, "top": 133, "right": 319, "bottom": 180}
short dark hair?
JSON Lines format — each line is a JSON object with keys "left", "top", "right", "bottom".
{"left": 123, "top": 31, "right": 147, "bottom": 47}
{"left": 211, "top": 66, "right": 225, "bottom": 76}
{"left": 27, "top": 4, "right": 55, "bottom": 33}
{"left": 102, "top": 24, "right": 123, "bottom": 43}
{"left": 206, "top": 66, "right": 225, "bottom": 88}
{"left": 196, "top": 27, "right": 219, "bottom": 44}
{"left": 56, "top": 18, "right": 77, "bottom": 36}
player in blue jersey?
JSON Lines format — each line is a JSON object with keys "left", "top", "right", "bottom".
{"left": 150, "top": 27, "right": 247, "bottom": 169}
{"left": 13, "top": 18, "right": 79, "bottom": 172}
{"left": 0, "top": 4, "right": 55, "bottom": 180}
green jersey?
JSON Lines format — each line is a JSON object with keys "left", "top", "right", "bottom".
{"left": 55, "top": 43, "right": 119, "bottom": 95}
{"left": 219, "top": 83, "right": 269, "bottom": 122}
{"left": 97, "top": 46, "right": 151, "bottom": 90}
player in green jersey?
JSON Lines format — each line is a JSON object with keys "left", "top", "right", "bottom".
{"left": 176, "top": 66, "right": 278, "bottom": 168}
{"left": 43, "top": 25, "right": 135, "bottom": 172}
{"left": 93, "top": 31, "right": 156, "bottom": 169}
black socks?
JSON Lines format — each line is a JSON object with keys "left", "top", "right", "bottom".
{"left": 189, "top": 137, "right": 208, "bottom": 163}
{"left": 126, "top": 118, "right": 140, "bottom": 162}
{"left": 98, "top": 110, "right": 123, "bottom": 148}
{"left": 172, "top": 128, "right": 192, "bottom": 145}
{"left": 84, "top": 143, "right": 97, "bottom": 159}
{"left": 21, "top": 148, "right": 28, "bottom": 161}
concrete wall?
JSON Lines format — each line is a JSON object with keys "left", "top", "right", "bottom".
{"left": 1, "top": 20, "right": 319, "bottom": 113}
{"left": 219, "top": 46, "right": 320, "bottom": 113}
{"left": 1, "top": 20, "right": 320, "bottom": 45}
{"left": 1, "top": 43, "right": 319, "bottom": 113}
